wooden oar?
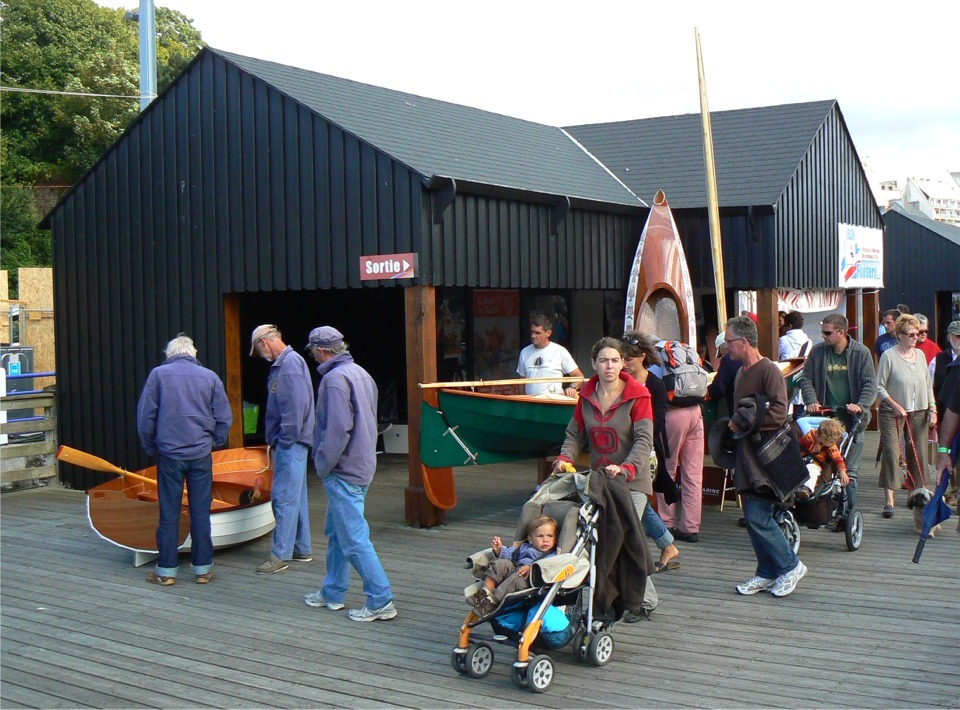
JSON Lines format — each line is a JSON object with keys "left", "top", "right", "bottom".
{"left": 56, "top": 445, "right": 233, "bottom": 509}
{"left": 420, "top": 376, "right": 586, "bottom": 389}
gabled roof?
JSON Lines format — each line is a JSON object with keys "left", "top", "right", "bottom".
{"left": 564, "top": 100, "right": 839, "bottom": 209}
{"left": 885, "top": 201, "right": 960, "bottom": 246}
{"left": 213, "top": 49, "right": 643, "bottom": 208}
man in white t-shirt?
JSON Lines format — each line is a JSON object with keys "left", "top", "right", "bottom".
{"left": 516, "top": 315, "right": 584, "bottom": 396}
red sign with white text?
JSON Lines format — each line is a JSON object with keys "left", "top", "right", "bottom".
{"left": 359, "top": 253, "right": 417, "bottom": 281}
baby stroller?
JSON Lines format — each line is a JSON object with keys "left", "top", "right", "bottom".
{"left": 451, "top": 470, "right": 617, "bottom": 693}
{"left": 777, "top": 407, "right": 864, "bottom": 552}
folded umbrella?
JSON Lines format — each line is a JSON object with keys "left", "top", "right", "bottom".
{"left": 912, "top": 468, "right": 954, "bottom": 563}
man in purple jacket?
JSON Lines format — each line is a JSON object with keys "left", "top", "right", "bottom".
{"left": 302, "top": 326, "right": 397, "bottom": 622}
{"left": 250, "top": 324, "right": 316, "bottom": 575}
{"left": 136, "top": 334, "right": 232, "bottom": 586}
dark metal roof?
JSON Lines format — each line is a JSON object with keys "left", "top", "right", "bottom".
{"left": 886, "top": 201, "right": 960, "bottom": 246}
{"left": 564, "top": 100, "right": 839, "bottom": 208}
{"left": 213, "top": 49, "right": 642, "bottom": 209}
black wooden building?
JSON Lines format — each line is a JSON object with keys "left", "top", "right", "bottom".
{"left": 44, "top": 49, "right": 886, "bottom": 497}
{"left": 567, "top": 100, "right": 885, "bottom": 341}
{"left": 880, "top": 203, "right": 960, "bottom": 344}
{"left": 43, "top": 48, "right": 646, "bottom": 489}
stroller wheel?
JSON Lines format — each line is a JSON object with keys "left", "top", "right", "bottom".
{"left": 511, "top": 663, "right": 529, "bottom": 689}
{"left": 778, "top": 510, "right": 801, "bottom": 555}
{"left": 527, "top": 654, "right": 555, "bottom": 693}
{"left": 571, "top": 629, "right": 589, "bottom": 662}
{"left": 465, "top": 642, "right": 494, "bottom": 678}
{"left": 451, "top": 649, "right": 468, "bottom": 675}
{"left": 588, "top": 631, "right": 615, "bottom": 666}
{"left": 845, "top": 509, "right": 863, "bottom": 551}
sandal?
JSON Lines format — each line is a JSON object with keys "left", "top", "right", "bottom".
{"left": 654, "top": 559, "right": 680, "bottom": 573}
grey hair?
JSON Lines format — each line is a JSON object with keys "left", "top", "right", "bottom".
{"left": 913, "top": 313, "right": 928, "bottom": 327}
{"left": 320, "top": 342, "right": 349, "bottom": 355}
{"left": 165, "top": 334, "right": 197, "bottom": 358}
{"left": 725, "top": 316, "right": 758, "bottom": 347}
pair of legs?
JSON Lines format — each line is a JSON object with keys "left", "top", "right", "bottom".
{"left": 631, "top": 490, "right": 680, "bottom": 568}
{"left": 270, "top": 443, "right": 311, "bottom": 559}
{"left": 317, "top": 474, "right": 393, "bottom": 610}
{"left": 656, "top": 405, "right": 705, "bottom": 534}
{"left": 742, "top": 493, "right": 800, "bottom": 579}
{"left": 155, "top": 454, "right": 213, "bottom": 578}
{"left": 878, "top": 409, "right": 928, "bottom": 509}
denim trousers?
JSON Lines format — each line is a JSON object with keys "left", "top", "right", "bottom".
{"left": 270, "top": 443, "right": 311, "bottom": 560}
{"left": 741, "top": 493, "right": 798, "bottom": 579}
{"left": 156, "top": 454, "right": 213, "bottom": 577}
{"left": 320, "top": 474, "right": 393, "bottom": 609}
{"left": 627, "top": 491, "right": 659, "bottom": 611}
{"left": 630, "top": 490, "right": 674, "bottom": 549}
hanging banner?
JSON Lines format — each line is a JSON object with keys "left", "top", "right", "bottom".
{"left": 777, "top": 288, "right": 844, "bottom": 313}
{"left": 838, "top": 223, "right": 883, "bottom": 288}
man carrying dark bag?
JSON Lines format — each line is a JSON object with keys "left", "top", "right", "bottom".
{"left": 723, "top": 316, "right": 809, "bottom": 598}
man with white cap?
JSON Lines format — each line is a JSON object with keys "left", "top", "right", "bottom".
{"left": 303, "top": 326, "right": 397, "bottom": 622}
{"left": 250, "top": 324, "right": 316, "bottom": 574}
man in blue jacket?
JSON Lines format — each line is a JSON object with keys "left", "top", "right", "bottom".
{"left": 251, "top": 324, "right": 316, "bottom": 575}
{"left": 137, "top": 334, "right": 232, "bottom": 585}
{"left": 302, "top": 326, "right": 397, "bottom": 622}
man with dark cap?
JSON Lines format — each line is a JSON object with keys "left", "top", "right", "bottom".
{"left": 302, "top": 326, "right": 397, "bottom": 621}
{"left": 136, "top": 334, "right": 232, "bottom": 586}
{"left": 250, "top": 324, "right": 316, "bottom": 574}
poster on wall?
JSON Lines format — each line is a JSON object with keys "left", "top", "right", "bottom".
{"left": 473, "top": 290, "right": 521, "bottom": 394}
{"left": 953, "top": 292, "right": 960, "bottom": 320}
{"left": 838, "top": 223, "right": 883, "bottom": 288}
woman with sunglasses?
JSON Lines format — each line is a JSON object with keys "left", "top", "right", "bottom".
{"left": 913, "top": 313, "right": 942, "bottom": 365}
{"left": 876, "top": 314, "right": 937, "bottom": 518}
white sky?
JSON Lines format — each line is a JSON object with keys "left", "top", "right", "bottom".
{"left": 103, "top": 0, "right": 959, "bottom": 181}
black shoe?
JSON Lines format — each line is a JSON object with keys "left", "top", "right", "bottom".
{"left": 623, "top": 608, "right": 652, "bottom": 623}
{"left": 671, "top": 529, "right": 699, "bottom": 543}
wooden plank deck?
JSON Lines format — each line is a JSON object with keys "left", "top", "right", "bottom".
{"left": 2, "top": 431, "right": 958, "bottom": 708}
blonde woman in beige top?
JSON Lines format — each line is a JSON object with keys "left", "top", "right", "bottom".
{"left": 876, "top": 314, "right": 937, "bottom": 517}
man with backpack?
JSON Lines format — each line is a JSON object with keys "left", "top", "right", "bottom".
{"left": 652, "top": 339, "right": 709, "bottom": 542}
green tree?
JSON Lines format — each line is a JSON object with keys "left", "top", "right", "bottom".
{"left": 0, "top": 0, "right": 204, "bottom": 296}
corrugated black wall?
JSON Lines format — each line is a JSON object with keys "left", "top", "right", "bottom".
{"left": 50, "top": 52, "right": 424, "bottom": 486}
{"left": 776, "top": 109, "right": 882, "bottom": 289}
{"left": 426, "top": 192, "right": 641, "bottom": 290}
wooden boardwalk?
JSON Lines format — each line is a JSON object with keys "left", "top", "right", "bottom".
{"left": 2, "top": 433, "right": 958, "bottom": 709}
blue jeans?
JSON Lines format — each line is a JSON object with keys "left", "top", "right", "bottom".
{"left": 631, "top": 491, "right": 674, "bottom": 549}
{"left": 156, "top": 454, "right": 213, "bottom": 577}
{"left": 270, "top": 443, "right": 311, "bottom": 559}
{"left": 742, "top": 493, "right": 798, "bottom": 579}
{"left": 843, "top": 429, "right": 863, "bottom": 509}
{"left": 320, "top": 474, "right": 393, "bottom": 609}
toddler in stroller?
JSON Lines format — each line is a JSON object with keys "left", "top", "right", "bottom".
{"left": 452, "top": 469, "right": 620, "bottom": 693}
{"left": 778, "top": 409, "right": 864, "bottom": 552}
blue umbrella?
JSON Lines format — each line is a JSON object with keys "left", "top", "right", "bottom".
{"left": 912, "top": 468, "right": 954, "bottom": 563}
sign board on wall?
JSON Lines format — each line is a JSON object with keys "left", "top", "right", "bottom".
{"left": 359, "top": 253, "right": 417, "bottom": 281}
{"left": 837, "top": 223, "right": 883, "bottom": 288}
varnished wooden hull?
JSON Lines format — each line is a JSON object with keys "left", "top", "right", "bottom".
{"left": 86, "top": 447, "right": 275, "bottom": 565}
{"left": 624, "top": 190, "right": 697, "bottom": 344}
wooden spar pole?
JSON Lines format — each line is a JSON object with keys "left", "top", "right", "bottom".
{"left": 695, "top": 28, "right": 728, "bottom": 330}
{"left": 420, "top": 376, "right": 586, "bottom": 390}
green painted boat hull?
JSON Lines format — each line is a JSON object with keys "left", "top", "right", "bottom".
{"left": 419, "top": 390, "right": 574, "bottom": 468}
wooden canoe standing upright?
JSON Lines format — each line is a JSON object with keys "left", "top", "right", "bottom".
{"left": 623, "top": 189, "right": 697, "bottom": 345}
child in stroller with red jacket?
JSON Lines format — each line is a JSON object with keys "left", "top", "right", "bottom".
{"left": 467, "top": 515, "right": 558, "bottom": 618}
{"left": 796, "top": 417, "right": 850, "bottom": 499}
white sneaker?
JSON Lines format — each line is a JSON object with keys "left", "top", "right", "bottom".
{"left": 770, "top": 561, "right": 808, "bottom": 597}
{"left": 348, "top": 600, "right": 397, "bottom": 622}
{"left": 304, "top": 590, "right": 344, "bottom": 610}
{"left": 736, "top": 575, "right": 776, "bottom": 595}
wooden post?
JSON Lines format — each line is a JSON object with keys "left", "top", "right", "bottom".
{"left": 404, "top": 285, "right": 445, "bottom": 526}
{"left": 860, "top": 289, "right": 881, "bottom": 431}
{"left": 756, "top": 288, "right": 779, "bottom": 360}
{"left": 223, "top": 293, "right": 244, "bottom": 448}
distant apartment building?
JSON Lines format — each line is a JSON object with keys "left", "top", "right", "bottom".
{"left": 902, "top": 173, "right": 960, "bottom": 226}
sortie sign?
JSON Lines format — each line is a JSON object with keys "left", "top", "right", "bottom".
{"left": 358, "top": 253, "right": 417, "bottom": 281}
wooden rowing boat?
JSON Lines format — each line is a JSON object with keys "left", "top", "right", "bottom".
{"left": 624, "top": 189, "right": 697, "bottom": 345}
{"left": 75, "top": 446, "right": 275, "bottom": 567}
